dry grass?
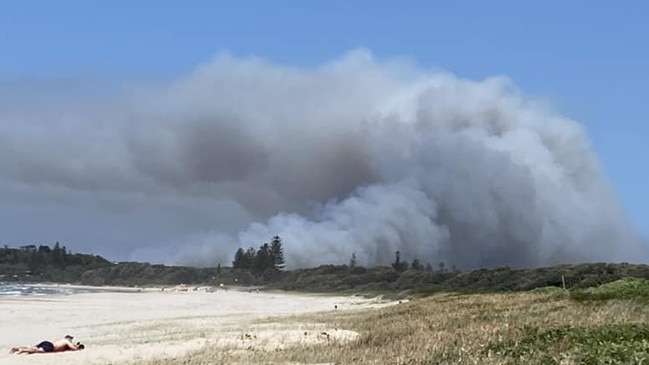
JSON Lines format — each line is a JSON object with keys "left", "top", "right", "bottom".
{"left": 125, "top": 292, "right": 649, "bottom": 365}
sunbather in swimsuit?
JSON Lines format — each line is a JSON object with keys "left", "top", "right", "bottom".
{"left": 10, "top": 335, "right": 84, "bottom": 354}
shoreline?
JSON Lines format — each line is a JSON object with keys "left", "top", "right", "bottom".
{"left": 0, "top": 282, "right": 238, "bottom": 294}
{"left": 10, "top": 282, "right": 148, "bottom": 292}
{"left": 0, "top": 287, "right": 394, "bottom": 365}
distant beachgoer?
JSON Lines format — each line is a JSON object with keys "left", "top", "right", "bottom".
{"left": 9, "top": 335, "right": 85, "bottom": 354}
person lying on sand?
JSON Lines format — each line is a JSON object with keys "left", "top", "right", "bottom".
{"left": 10, "top": 335, "right": 85, "bottom": 354}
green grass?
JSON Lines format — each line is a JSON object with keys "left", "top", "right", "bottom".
{"left": 488, "top": 324, "right": 649, "bottom": 365}
{"left": 570, "top": 277, "right": 649, "bottom": 301}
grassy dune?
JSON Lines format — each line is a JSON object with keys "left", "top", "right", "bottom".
{"left": 127, "top": 279, "right": 649, "bottom": 365}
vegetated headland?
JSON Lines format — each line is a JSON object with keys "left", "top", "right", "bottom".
{"left": 2, "top": 242, "right": 648, "bottom": 296}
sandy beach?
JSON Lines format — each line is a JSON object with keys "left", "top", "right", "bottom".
{"left": 0, "top": 286, "right": 392, "bottom": 365}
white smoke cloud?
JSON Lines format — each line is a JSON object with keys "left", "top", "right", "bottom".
{"left": 0, "top": 49, "right": 645, "bottom": 268}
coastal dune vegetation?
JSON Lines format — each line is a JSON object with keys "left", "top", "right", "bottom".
{"left": 128, "top": 278, "right": 649, "bottom": 365}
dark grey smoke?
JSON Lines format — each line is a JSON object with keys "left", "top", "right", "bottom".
{"left": 0, "top": 50, "right": 646, "bottom": 268}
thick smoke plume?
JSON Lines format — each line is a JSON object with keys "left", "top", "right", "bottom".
{"left": 1, "top": 50, "right": 646, "bottom": 268}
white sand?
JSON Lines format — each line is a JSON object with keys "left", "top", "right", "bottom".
{"left": 0, "top": 287, "right": 392, "bottom": 365}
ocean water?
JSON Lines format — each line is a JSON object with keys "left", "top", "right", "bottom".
{"left": 0, "top": 284, "right": 100, "bottom": 297}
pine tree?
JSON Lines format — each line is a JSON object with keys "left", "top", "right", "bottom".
{"left": 242, "top": 247, "right": 256, "bottom": 269}
{"left": 52, "top": 241, "right": 62, "bottom": 266}
{"left": 253, "top": 243, "right": 271, "bottom": 272}
{"left": 391, "top": 250, "right": 408, "bottom": 272}
{"left": 270, "top": 236, "right": 285, "bottom": 271}
{"left": 232, "top": 248, "right": 245, "bottom": 268}
{"left": 438, "top": 261, "right": 446, "bottom": 273}
{"left": 349, "top": 252, "right": 357, "bottom": 268}
{"left": 411, "top": 259, "right": 423, "bottom": 271}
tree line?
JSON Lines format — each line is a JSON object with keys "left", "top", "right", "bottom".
{"left": 0, "top": 242, "right": 109, "bottom": 270}
{"left": 386, "top": 250, "right": 456, "bottom": 273}
{"left": 232, "top": 235, "right": 285, "bottom": 273}
{"left": 4, "top": 240, "right": 649, "bottom": 296}
{"left": 0, "top": 242, "right": 111, "bottom": 282}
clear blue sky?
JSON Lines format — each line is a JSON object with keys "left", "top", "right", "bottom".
{"left": 2, "top": 0, "right": 648, "bottom": 238}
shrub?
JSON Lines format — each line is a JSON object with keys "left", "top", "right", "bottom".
{"left": 570, "top": 277, "right": 649, "bottom": 301}
{"left": 488, "top": 324, "right": 649, "bottom": 365}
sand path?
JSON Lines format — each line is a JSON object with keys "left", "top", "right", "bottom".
{"left": 0, "top": 288, "right": 389, "bottom": 365}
